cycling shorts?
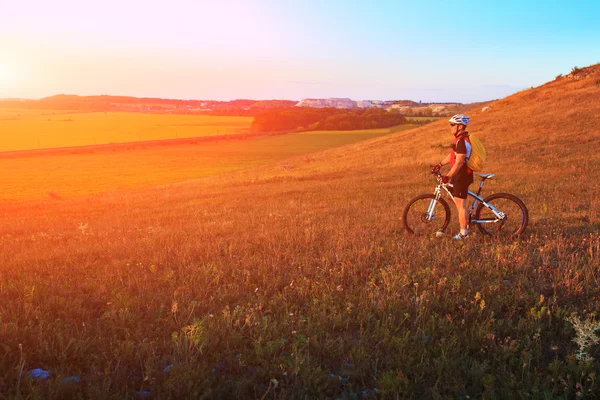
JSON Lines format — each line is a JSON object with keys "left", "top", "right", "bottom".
{"left": 449, "top": 176, "right": 472, "bottom": 199}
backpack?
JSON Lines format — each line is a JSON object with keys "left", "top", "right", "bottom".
{"left": 466, "top": 135, "right": 486, "bottom": 172}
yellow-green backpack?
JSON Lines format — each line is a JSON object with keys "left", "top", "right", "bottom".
{"left": 467, "top": 135, "right": 486, "bottom": 172}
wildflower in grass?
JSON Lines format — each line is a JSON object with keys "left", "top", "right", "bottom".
{"left": 27, "top": 368, "right": 50, "bottom": 380}
{"left": 566, "top": 313, "right": 600, "bottom": 362}
{"left": 183, "top": 320, "right": 205, "bottom": 347}
{"left": 78, "top": 222, "right": 88, "bottom": 234}
{"left": 163, "top": 364, "right": 174, "bottom": 374}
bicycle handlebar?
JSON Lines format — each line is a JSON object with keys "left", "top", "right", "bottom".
{"left": 430, "top": 165, "right": 452, "bottom": 186}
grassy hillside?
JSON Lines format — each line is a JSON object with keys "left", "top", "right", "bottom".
{"left": 1, "top": 65, "right": 599, "bottom": 399}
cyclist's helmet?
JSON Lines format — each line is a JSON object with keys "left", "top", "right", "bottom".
{"left": 448, "top": 114, "right": 470, "bottom": 126}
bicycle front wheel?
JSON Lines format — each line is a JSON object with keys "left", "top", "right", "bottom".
{"left": 474, "top": 193, "right": 529, "bottom": 238}
{"left": 402, "top": 194, "right": 451, "bottom": 235}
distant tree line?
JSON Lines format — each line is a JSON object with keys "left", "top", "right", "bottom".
{"left": 250, "top": 108, "right": 408, "bottom": 132}
{"left": 0, "top": 96, "right": 297, "bottom": 116}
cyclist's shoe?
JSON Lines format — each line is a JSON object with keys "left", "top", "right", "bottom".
{"left": 452, "top": 232, "right": 469, "bottom": 240}
{"left": 435, "top": 231, "right": 446, "bottom": 238}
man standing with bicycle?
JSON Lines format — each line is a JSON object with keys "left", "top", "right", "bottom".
{"left": 435, "top": 114, "right": 473, "bottom": 240}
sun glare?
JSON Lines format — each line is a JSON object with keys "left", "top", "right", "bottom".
{"left": 0, "top": 63, "right": 12, "bottom": 84}
{"left": 0, "top": 62, "right": 20, "bottom": 91}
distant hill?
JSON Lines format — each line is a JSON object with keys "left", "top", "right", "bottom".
{"left": 0, "top": 94, "right": 490, "bottom": 118}
{"left": 0, "top": 95, "right": 297, "bottom": 116}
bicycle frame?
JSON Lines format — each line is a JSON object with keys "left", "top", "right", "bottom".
{"left": 426, "top": 180, "right": 506, "bottom": 225}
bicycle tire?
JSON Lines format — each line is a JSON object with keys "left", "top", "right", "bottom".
{"left": 474, "top": 193, "right": 529, "bottom": 238}
{"left": 403, "top": 194, "right": 451, "bottom": 235}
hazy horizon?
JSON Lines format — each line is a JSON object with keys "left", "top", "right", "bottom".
{"left": 0, "top": 93, "right": 499, "bottom": 104}
{"left": 1, "top": 0, "right": 599, "bottom": 103}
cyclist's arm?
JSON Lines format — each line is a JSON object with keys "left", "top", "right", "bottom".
{"left": 439, "top": 154, "right": 451, "bottom": 166}
{"left": 447, "top": 153, "right": 466, "bottom": 178}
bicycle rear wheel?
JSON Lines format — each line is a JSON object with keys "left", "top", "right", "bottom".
{"left": 403, "top": 194, "right": 451, "bottom": 235}
{"left": 474, "top": 193, "right": 528, "bottom": 238}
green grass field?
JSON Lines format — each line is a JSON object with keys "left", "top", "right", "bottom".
{"left": 0, "top": 109, "right": 253, "bottom": 152}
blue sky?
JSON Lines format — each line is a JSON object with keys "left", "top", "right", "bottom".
{"left": 0, "top": 0, "right": 598, "bottom": 102}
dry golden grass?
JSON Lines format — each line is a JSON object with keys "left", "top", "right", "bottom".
{"left": 0, "top": 110, "right": 252, "bottom": 152}
{"left": 1, "top": 64, "right": 599, "bottom": 398}
{"left": 0, "top": 125, "right": 413, "bottom": 202}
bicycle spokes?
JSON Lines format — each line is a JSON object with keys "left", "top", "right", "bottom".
{"left": 403, "top": 194, "right": 451, "bottom": 236}
{"left": 475, "top": 194, "right": 528, "bottom": 237}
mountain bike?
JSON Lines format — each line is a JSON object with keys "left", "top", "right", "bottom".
{"left": 402, "top": 165, "right": 529, "bottom": 237}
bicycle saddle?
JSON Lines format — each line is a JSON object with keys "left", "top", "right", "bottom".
{"left": 476, "top": 173, "right": 495, "bottom": 180}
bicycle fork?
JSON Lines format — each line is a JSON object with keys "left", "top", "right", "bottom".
{"left": 426, "top": 188, "right": 442, "bottom": 220}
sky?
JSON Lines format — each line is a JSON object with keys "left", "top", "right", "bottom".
{"left": 0, "top": 0, "right": 599, "bottom": 103}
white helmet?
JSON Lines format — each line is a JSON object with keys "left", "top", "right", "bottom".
{"left": 448, "top": 114, "right": 470, "bottom": 125}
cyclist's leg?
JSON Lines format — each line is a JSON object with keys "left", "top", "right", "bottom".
{"left": 454, "top": 198, "right": 469, "bottom": 231}
{"left": 450, "top": 180, "right": 470, "bottom": 233}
